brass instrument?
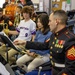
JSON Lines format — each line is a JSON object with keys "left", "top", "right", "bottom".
{"left": 14, "top": 13, "right": 23, "bottom": 27}
{"left": 14, "top": 14, "right": 20, "bottom": 27}
{"left": 0, "top": 22, "right": 9, "bottom": 36}
{"left": 0, "top": 23, "right": 8, "bottom": 30}
{"left": 0, "top": 20, "right": 8, "bottom": 29}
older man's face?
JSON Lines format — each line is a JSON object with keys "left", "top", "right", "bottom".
{"left": 48, "top": 13, "right": 57, "bottom": 33}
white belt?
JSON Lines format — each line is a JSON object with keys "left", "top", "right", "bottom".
{"left": 54, "top": 63, "right": 65, "bottom": 68}
{"left": 51, "top": 61, "right": 65, "bottom": 68}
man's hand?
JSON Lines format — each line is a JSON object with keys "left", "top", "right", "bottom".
{"left": 13, "top": 40, "right": 26, "bottom": 45}
{"left": 26, "top": 50, "right": 37, "bottom": 57}
{"left": 27, "top": 52, "right": 35, "bottom": 57}
{"left": 26, "top": 50, "right": 30, "bottom": 54}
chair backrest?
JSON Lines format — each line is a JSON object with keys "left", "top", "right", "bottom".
{"left": 36, "top": 61, "right": 52, "bottom": 71}
{"left": 36, "top": 11, "right": 48, "bottom": 15}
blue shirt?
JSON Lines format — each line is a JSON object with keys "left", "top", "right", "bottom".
{"left": 30, "top": 30, "right": 52, "bottom": 55}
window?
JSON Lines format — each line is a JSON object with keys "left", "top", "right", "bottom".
{"left": 0, "top": 0, "right": 5, "bottom": 8}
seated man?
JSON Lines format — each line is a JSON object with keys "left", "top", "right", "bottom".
{"left": 14, "top": 10, "right": 75, "bottom": 75}
{"left": 0, "top": 6, "right": 36, "bottom": 64}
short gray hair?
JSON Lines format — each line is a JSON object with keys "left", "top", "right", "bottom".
{"left": 53, "top": 10, "right": 68, "bottom": 24}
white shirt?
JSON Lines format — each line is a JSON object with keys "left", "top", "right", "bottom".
{"left": 15, "top": 19, "right": 36, "bottom": 41}
{"left": 0, "top": 62, "right": 10, "bottom": 75}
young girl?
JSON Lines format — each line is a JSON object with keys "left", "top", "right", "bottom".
{"left": 16, "top": 13, "right": 52, "bottom": 72}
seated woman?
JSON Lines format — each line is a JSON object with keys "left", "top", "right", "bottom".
{"left": 16, "top": 13, "right": 52, "bottom": 73}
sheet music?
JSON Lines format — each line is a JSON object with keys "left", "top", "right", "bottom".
{"left": 0, "top": 31, "right": 21, "bottom": 52}
{"left": 0, "top": 62, "right": 10, "bottom": 75}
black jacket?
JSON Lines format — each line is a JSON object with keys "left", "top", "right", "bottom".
{"left": 26, "top": 27, "right": 75, "bottom": 75}
{"left": 26, "top": 0, "right": 33, "bottom": 5}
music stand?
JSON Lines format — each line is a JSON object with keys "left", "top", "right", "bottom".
{"left": 0, "top": 32, "right": 21, "bottom": 62}
{"left": 0, "top": 33, "right": 21, "bottom": 51}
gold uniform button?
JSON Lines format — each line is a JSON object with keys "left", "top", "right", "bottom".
{"left": 55, "top": 44, "right": 57, "bottom": 47}
{"left": 57, "top": 51, "right": 58, "bottom": 53}
{"left": 56, "top": 44, "right": 59, "bottom": 47}
{"left": 52, "top": 42, "right": 54, "bottom": 44}
{"left": 54, "top": 37, "right": 57, "bottom": 40}
{"left": 58, "top": 45, "right": 61, "bottom": 48}
{"left": 61, "top": 45, "right": 63, "bottom": 48}
{"left": 50, "top": 56, "right": 52, "bottom": 59}
{"left": 51, "top": 60, "right": 55, "bottom": 66}
{"left": 66, "top": 31, "right": 68, "bottom": 34}
{"left": 50, "top": 52, "right": 52, "bottom": 54}
{"left": 50, "top": 46, "right": 53, "bottom": 49}
{"left": 56, "top": 33, "right": 58, "bottom": 35}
